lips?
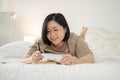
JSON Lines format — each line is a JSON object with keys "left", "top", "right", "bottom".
{"left": 51, "top": 37, "right": 58, "bottom": 42}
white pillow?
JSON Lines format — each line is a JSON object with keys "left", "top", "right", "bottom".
{"left": 0, "top": 41, "right": 32, "bottom": 58}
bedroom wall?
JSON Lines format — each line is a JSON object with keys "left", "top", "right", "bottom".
{"left": 0, "top": 0, "right": 120, "bottom": 41}
{"left": 0, "top": 12, "right": 14, "bottom": 46}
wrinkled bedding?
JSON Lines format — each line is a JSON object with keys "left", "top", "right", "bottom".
{"left": 0, "top": 58, "right": 120, "bottom": 80}
{"left": 0, "top": 28, "right": 120, "bottom": 80}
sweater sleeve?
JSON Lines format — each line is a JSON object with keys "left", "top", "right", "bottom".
{"left": 75, "top": 37, "right": 93, "bottom": 58}
{"left": 26, "top": 42, "right": 38, "bottom": 55}
{"left": 26, "top": 39, "right": 47, "bottom": 55}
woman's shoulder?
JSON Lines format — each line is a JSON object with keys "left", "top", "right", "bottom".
{"left": 69, "top": 32, "right": 80, "bottom": 41}
{"left": 67, "top": 32, "right": 79, "bottom": 45}
{"left": 68, "top": 32, "right": 84, "bottom": 46}
{"left": 67, "top": 32, "right": 82, "bottom": 53}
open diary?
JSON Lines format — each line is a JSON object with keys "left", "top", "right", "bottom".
{"left": 36, "top": 53, "right": 62, "bottom": 64}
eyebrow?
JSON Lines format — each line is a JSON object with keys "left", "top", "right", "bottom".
{"left": 47, "top": 26, "right": 58, "bottom": 30}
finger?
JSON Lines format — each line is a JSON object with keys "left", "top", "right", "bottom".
{"left": 61, "top": 55, "right": 68, "bottom": 61}
{"left": 61, "top": 57, "right": 69, "bottom": 62}
{"left": 37, "top": 55, "right": 43, "bottom": 60}
{"left": 61, "top": 57, "right": 71, "bottom": 64}
{"left": 35, "top": 51, "right": 41, "bottom": 54}
{"left": 31, "top": 55, "right": 38, "bottom": 61}
{"left": 33, "top": 51, "right": 41, "bottom": 57}
{"left": 31, "top": 53, "right": 39, "bottom": 61}
{"left": 64, "top": 61, "right": 71, "bottom": 65}
{"left": 62, "top": 60, "right": 72, "bottom": 65}
{"left": 34, "top": 51, "right": 40, "bottom": 56}
{"left": 61, "top": 55, "right": 74, "bottom": 65}
{"left": 32, "top": 51, "right": 44, "bottom": 62}
{"left": 61, "top": 54, "right": 72, "bottom": 62}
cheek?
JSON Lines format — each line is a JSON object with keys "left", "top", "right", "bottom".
{"left": 47, "top": 34, "right": 50, "bottom": 40}
{"left": 58, "top": 32, "right": 66, "bottom": 40}
{"left": 58, "top": 29, "right": 66, "bottom": 39}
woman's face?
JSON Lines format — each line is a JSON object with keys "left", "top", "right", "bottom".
{"left": 47, "top": 20, "right": 66, "bottom": 46}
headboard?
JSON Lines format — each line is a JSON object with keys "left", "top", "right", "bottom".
{"left": 85, "top": 28, "right": 120, "bottom": 61}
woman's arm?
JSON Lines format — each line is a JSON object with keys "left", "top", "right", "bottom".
{"left": 60, "top": 53, "right": 94, "bottom": 65}
{"left": 76, "top": 54, "right": 94, "bottom": 64}
{"left": 22, "top": 54, "right": 32, "bottom": 64}
{"left": 22, "top": 51, "right": 43, "bottom": 64}
{"left": 22, "top": 42, "right": 43, "bottom": 64}
{"left": 78, "top": 27, "right": 94, "bottom": 63}
{"left": 61, "top": 27, "right": 94, "bottom": 65}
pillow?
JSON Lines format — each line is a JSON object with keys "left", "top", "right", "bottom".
{"left": 0, "top": 41, "right": 32, "bottom": 58}
{"left": 85, "top": 28, "right": 120, "bottom": 62}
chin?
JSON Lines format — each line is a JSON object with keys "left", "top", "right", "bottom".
{"left": 52, "top": 42, "right": 59, "bottom": 45}
{"left": 52, "top": 41, "right": 59, "bottom": 45}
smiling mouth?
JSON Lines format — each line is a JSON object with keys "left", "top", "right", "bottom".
{"left": 51, "top": 38, "right": 57, "bottom": 42}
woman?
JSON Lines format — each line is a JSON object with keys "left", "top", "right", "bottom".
{"left": 22, "top": 13, "right": 94, "bottom": 65}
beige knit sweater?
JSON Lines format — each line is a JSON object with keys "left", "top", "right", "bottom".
{"left": 27, "top": 32, "right": 92, "bottom": 58}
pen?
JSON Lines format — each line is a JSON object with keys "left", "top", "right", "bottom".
{"left": 37, "top": 42, "right": 42, "bottom": 53}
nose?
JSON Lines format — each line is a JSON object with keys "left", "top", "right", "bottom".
{"left": 49, "top": 31, "right": 55, "bottom": 37}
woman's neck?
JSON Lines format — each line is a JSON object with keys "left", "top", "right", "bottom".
{"left": 52, "top": 42, "right": 65, "bottom": 51}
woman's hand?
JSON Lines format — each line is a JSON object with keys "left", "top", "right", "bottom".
{"left": 30, "top": 51, "right": 43, "bottom": 63}
{"left": 60, "top": 54, "right": 78, "bottom": 65}
{"left": 22, "top": 51, "right": 43, "bottom": 64}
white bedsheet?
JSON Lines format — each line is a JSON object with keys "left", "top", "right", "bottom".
{"left": 0, "top": 28, "right": 120, "bottom": 80}
{"left": 0, "top": 58, "right": 120, "bottom": 80}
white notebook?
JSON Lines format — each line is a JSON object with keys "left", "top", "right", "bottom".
{"left": 40, "top": 53, "right": 62, "bottom": 63}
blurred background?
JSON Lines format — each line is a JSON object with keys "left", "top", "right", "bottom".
{"left": 0, "top": 0, "right": 120, "bottom": 45}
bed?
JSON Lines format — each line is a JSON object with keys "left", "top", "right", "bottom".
{"left": 0, "top": 28, "right": 120, "bottom": 80}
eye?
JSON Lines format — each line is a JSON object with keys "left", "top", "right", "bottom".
{"left": 54, "top": 29, "right": 58, "bottom": 31}
{"left": 47, "top": 30, "right": 50, "bottom": 33}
